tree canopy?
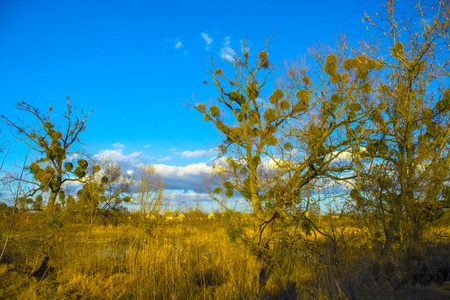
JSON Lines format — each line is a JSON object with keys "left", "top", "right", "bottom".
{"left": 0, "top": 97, "right": 92, "bottom": 212}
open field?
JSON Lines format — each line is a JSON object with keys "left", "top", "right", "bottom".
{"left": 1, "top": 210, "right": 450, "bottom": 299}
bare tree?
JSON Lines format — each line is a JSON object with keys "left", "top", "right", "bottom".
{"left": 138, "top": 163, "right": 165, "bottom": 215}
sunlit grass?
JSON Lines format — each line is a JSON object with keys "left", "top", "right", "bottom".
{"left": 1, "top": 210, "right": 449, "bottom": 299}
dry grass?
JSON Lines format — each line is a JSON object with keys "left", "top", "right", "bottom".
{"left": 1, "top": 213, "right": 270, "bottom": 299}
{"left": 0, "top": 210, "right": 449, "bottom": 299}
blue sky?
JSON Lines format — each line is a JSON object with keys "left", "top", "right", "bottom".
{"left": 0, "top": 0, "right": 412, "bottom": 210}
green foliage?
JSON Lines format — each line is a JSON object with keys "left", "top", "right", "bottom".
{"left": 436, "top": 91, "right": 450, "bottom": 112}
{"left": 203, "top": 113, "right": 212, "bottom": 122}
{"left": 295, "top": 90, "right": 309, "bottom": 112}
{"left": 216, "top": 121, "right": 228, "bottom": 133}
{"left": 59, "top": 190, "right": 65, "bottom": 202}
{"left": 349, "top": 102, "right": 361, "bottom": 112}
{"left": 32, "top": 195, "right": 43, "bottom": 210}
{"left": 251, "top": 156, "right": 261, "bottom": 166}
{"left": 78, "top": 159, "right": 88, "bottom": 169}
{"left": 269, "top": 89, "right": 284, "bottom": 104}
{"left": 228, "top": 90, "right": 246, "bottom": 105}
{"left": 226, "top": 157, "right": 240, "bottom": 170}
{"left": 93, "top": 164, "right": 101, "bottom": 173}
{"left": 355, "top": 68, "right": 368, "bottom": 80}
{"left": 18, "top": 196, "right": 33, "bottom": 209}
{"left": 265, "top": 134, "right": 278, "bottom": 146}
{"left": 361, "top": 83, "right": 372, "bottom": 93}
{"left": 279, "top": 99, "right": 290, "bottom": 111}
{"left": 246, "top": 82, "right": 259, "bottom": 100}
{"left": 29, "top": 162, "right": 40, "bottom": 173}
{"left": 223, "top": 181, "right": 233, "bottom": 188}
{"left": 237, "top": 111, "right": 245, "bottom": 122}
{"left": 198, "top": 104, "right": 206, "bottom": 113}
{"left": 258, "top": 50, "right": 270, "bottom": 69}
{"left": 101, "top": 176, "right": 109, "bottom": 184}
{"left": 343, "top": 58, "right": 356, "bottom": 70}
{"left": 64, "top": 162, "right": 73, "bottom": 172}
{"left": 210, "top": 105, "right": 220, "bottom": 117}
{"left": 443, "top": 88, "right": 450, "bottom": 102}
{"left": 263, "top": 108, "right": 277, "bottom": 123}
{"left": 392, "top": 42, "right": 404, "bottom": 58}
{"left": 74, "top": 165, "right": 88, "bottom": 178}
{"left": 369, "top": 110, "right": 383, "bottom": 124}
{"left": 330, "top": 94, "right": 340, "bottom": 105}
{"left": 325, "top": 54, "right": 337, "bottom": 75}
{"left": 228, "top": 127, "right": 242, "bottom": 142}
{"left": 224, "top": 189, "right": 234, "bottom": 198}
{"left": 321, "top": 101, "right": 336, "bottom": 116}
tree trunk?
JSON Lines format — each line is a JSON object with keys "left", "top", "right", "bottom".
{"left": 47, "top": 191, "right": 57, "bottom": 213}
{"left": 379, "top": 202, "right": 402, "bottom": 261}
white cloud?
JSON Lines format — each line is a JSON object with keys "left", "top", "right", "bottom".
{"left": 62, "top": 180, "right": 83, "bottom": 189}
{"left": 175, "top": 41, "right": 182, "bottom": 48}
{"left": 93, "top": 147, "right": 213, "bottom": 193}
{"left": 95, "top": 149, "right": 143, "bottom": 162}
{"left": 66, "top": 154, "right": 80, "bottom": 161}
{"left": 220, "top": 37, "right": 236, "bottom": 62}
{"left": 155, "top": 162, "right": 212, "bottom": 177}
{"left": 157, "top": 156, "right": 172, "bottom": 161}
{"left": 201, "top": 32, "right": 213, "bottom": 49}
{"left": 151, "top": 162, "right": 213, "bottom": 192}
{"left": 263, "top": 158, "right": 286, "bottom": 169}
{"left": 330, "top": 151, "right": 352, "bottom": 162}
{"left": 181, "top": 150, "right": 206, "bottom": 158}
{"left": 113, "top": 143, "right": 125, "bottom": 149}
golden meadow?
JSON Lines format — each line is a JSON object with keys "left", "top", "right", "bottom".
{"left": 1, "top": 208, "right": 449, "bottom": 299}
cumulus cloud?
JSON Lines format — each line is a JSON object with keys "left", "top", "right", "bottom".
{"left": 220, "top": 37, "right": 236, "bottom": 62}
{"left": 201, "top": 32, "right": 213, "bottom": 49}
{"left": 155, "top": 162, "right": 211, "bottom": 177}
{"left": 153, "top": 162, "right": 212, "bottom": 192}
{"left": 175, "top": 41, "right": 182, "bottom": 48}
{"left": 181, "top": 150, "right": 206, "bottom": 158}
{"left": 62, "top": 180, "right": 83, "bottom": 190}
{"left": 96, "top": 149, "right": 142, "bottom": 162}
{"left": 92, "top": 146, "right": 216, "bottom": 193}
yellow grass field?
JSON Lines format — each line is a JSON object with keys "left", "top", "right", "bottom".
{"left": 1, "top": 210, "right": 449, "bottom": 299}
